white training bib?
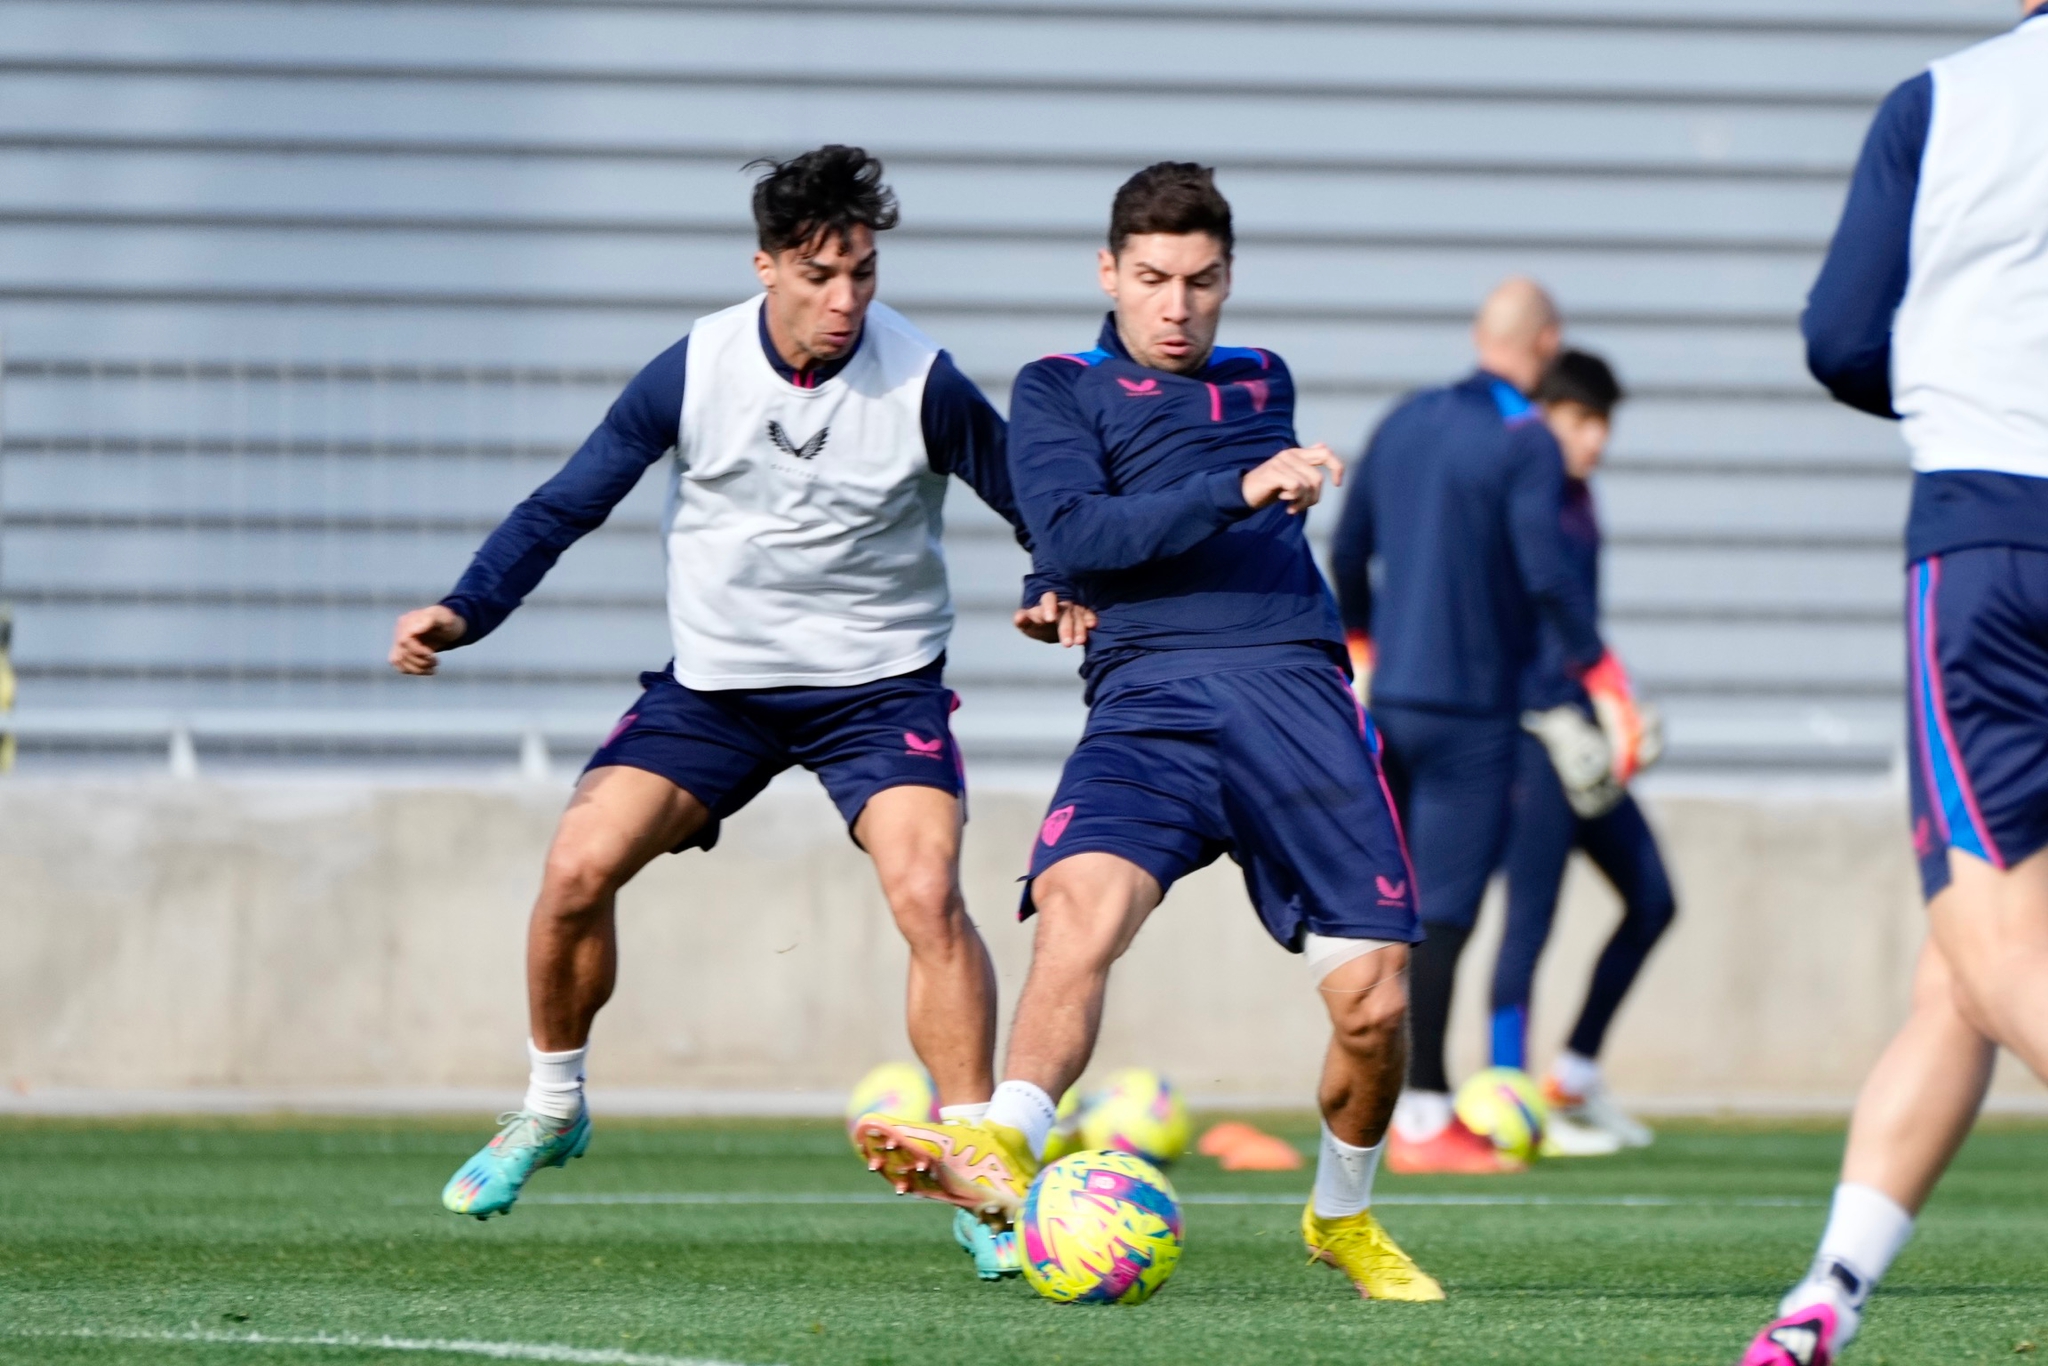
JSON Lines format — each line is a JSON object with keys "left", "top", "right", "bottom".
{"left": 1894, "top": 19, "right": 2048, "bottom": 478}
{"left": 665, "top": 296, "right": 950, "bottom": 690}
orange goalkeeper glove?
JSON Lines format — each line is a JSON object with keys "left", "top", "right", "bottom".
{"left": 1581, "top": 650, "right": 1663, "bottom": 784}
{"left": 1346, "top": 630, "right": 1374, "bottom": 704}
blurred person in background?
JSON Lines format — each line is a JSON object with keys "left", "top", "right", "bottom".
{"left": 1486, "top": 349, "right": 1672, "bottom": 1158}
{"left": 387, "top": 145, "right": 1084, "bottom": 1281}
{"left": 1742, "top": 3, "right": 2048, "bottom": 1363}
{"left": 1331, "top": 279, "right": 1650, "bottom": 1175}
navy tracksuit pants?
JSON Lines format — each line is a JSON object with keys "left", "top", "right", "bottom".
{"left": 1371, "top": 703, "right": 1519, "bottom": 1094}
{"left": 1491, "top": 732, "right": 1677, "bottom": 1069}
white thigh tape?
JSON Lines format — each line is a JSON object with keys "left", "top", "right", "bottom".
{"left": 1303, "top": 933, "right": 1400, "bottom": 982}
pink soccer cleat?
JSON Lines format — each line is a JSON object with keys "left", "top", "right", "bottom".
{"left": 1739, "top": 1302, "right": 1845, "bottom": 1366}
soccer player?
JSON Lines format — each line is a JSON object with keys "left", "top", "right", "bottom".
{"left": 1331, "top": 280, "right": 1643, "bottom": 1175}
{"left": 387, "top": 146, "right": 1081, "bottom": 1279}
{"left": 1741, "top": 5, "right": 2048, "bottom": 1362}
{"left": 1488, "top": 349, "right": 1673, "bottom": 1156}
{"left": 852, "top": 163, "right": 1443, "bottom": 1302}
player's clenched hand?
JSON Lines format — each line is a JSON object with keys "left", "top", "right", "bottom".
{"left": 1241, "top": 443, "right": 1344, "bottom": 514}
{"left": 389, "top": 604, "right": 467, "bottom": 675}
{"left": 1013, "top": 592, "right": 1097, "bottom": 648}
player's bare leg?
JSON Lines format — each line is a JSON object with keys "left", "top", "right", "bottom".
{"left": 1928, "top": 843, "right": 2048, "bottom": 1076}
{"left": 1303, "top": 945, "right": 1444, "bottom": 1301}
{"left": 1742, "top": 846, "right": 2048, "bottom": 1364}
{"left": 445, "top": 765, "right": 707, "bottom": 1217}
{"left": 528, "top": 765, "right": 710, "bottom": 1050}
{"left": 1838, "top": 936, "right": 1993, "bottom": 1214}
{"left": 855, "top": 852, "right": 1158, "bottom": 1220}
{"left": 1316, "top": 947, "right": 1409, "bottom": 1148}
{"left": 1003, "top": 852, "right": 1162, "bottom": 1099}
{"left": 854, "top": 784, "right": 997, "bottom": 1107}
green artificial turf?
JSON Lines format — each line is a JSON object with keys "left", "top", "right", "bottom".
{"left": 1, "top": 1115, "right": 2043, "bottom": 1365}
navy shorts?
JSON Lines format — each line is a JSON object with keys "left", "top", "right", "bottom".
{"left": 1907, "top": 549, "right": 2048, "bottom": 899}
{"left": 1892, "top": 548, "right": 2048, "bottom": 901}
{"left": 1023, "top": 649, "right": 1421, "bottom": 950}
{"left": 585, "top": 656, "right": 964, "bottom": 853}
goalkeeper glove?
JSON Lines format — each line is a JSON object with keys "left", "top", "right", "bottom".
{"left": 1521, "top": 704, "right": 1623, "bottom": 818}
{"left": 1582, "top": 650, "right": 1662, "bottom": 784}
{"left": 1346, "top": 630, "right": 1374, "bottom": 705}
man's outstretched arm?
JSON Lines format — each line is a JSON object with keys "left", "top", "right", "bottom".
{"left": 390, "top": 337, "right": 687, "bottom": 674}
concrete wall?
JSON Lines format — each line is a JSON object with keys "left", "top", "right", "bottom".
{"left": 1, "top": 778, "right": 2041, "bottom": 1107}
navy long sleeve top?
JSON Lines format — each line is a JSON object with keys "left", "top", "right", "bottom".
{"left": 1006, "top": 315, "right": 1344, "bottom": 692}
{"left": 1331, "top": 372, "right": 1604, "bottom": 716}
{"left": 439, "top": 307, "right": 1064, "bottom": 646}
{"left": 1803, "top": 72, "right": 1931, "bottom": 422}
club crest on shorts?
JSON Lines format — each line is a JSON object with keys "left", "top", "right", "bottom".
{"left": 766, "top": 419, "right": 829, "bottom": 460}
{"left": 1040, "top": 804, "right": 1076, "bottom": 847}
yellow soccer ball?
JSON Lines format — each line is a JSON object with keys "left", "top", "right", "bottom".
{"left": 1042, "top": 1087, "right": 1086, "bottom": 1163}
{"left": 1019, "top": 1151, "right": 1184, "bottom": 1305}
{"left": 1079, "top": 1068, "right": 1191, "bottom": 1165}
{"left": 844, "top": 1061, "right": 937, "bottom": 1142}
{"left": 1454, "top": 1067, "right": 1549, "bottom": 1164}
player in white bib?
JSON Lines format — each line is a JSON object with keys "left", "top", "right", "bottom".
{"left": 388, "top": 147, "right": 1084, "bottom": 1279}
{"left": 1742, "top": 4, "right": 2048, "bottom": 1362}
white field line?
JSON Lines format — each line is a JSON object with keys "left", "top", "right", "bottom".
{"left": 483, "top": 1191, "right": 1821, "bottom": 1209}
{"left": 3, "top": 1327, "right": 768, "bottom": 1366}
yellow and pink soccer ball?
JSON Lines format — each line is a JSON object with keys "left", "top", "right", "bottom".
{"left": 1454, "top": 1066, "right": 1549, "bottom": 1164}
{"left": 844, "top": 1061, "right": 937, "bottom": 1143}
{"left": 1078, "top": 1068, "right": 1191, "bottom": 1165}
{"left": 1041, "top": 1087, "right": 1087, "bottom": 1163}
{"left": 1018, "top": 1150, "right": 1184, "bottom": 1304}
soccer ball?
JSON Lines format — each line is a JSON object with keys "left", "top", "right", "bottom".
{"left": 1454, "top": 1067, "right": 1549, "bottom": 1163}
{"left": 1079, "top": 1068, "right": 1191, "bottom": 1164}
{"left": 844, "top": 1061, "right": 937, "bottom": 1141}
{"left": 1019, "top": 1151, "right": 1184, "bottom": 1304}
{"left": 1041, "top": 1087, "right": 1086, "bottom": 1163}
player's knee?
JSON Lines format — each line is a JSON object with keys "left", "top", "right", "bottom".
{"left": 1327, "top": 957, "right": 1409, "bottom": 1050}
{"left": 1632, "top": 883, "right": 1677, "bottom": 941}
{"left": 883, "top": 862, "right": 965, "bottom": 945}
{"left": 540, "top": 844, "right": 628, "bottom": 915}
{"left": 1029, "top": 874, "right": 1133, "bottom": 968}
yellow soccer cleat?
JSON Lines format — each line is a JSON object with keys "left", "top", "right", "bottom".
{"left": 1302, "top": 1204, "right": 1446, "bottom": 1301}
{"left": 852, "top": 1114, "right": 1039, "bottom": 1224}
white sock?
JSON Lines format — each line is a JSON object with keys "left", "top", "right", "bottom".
{"left": 939, "top": 1103, "right": 990, "bottom": 1123}
{"left": 1550, "top": 1049, "right": 1601, "bottom": 1098}
{"left": 524, "top": 1040, "right": 586, "bottom": 1121}
{"left": 986, "top": 1080, "right": 1058, "bottom": 1159}
{"left": 1311, "top": 1121, "right": 1383, "bottom": 1218}
{"left": 1789, "top": 1183, "right": 1914, "bottom": 1311}
{"left": 1392, "top": 1089, "right": 1452, "bottom": 1144}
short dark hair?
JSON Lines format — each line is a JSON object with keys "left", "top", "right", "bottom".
{"left": 1535, "top": 348, "right": 1624, "bottom": 417}
{"left": 1108, "top": 162, "right": 1233, "bottom": 257}
{"left": 746, "top": 145, "right": 900, "bottom": 255}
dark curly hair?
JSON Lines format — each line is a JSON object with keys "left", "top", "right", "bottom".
{"left": 746, "top": 145, "right": 900, "bottom": 255}
{"left": 1108, "top": 162, "right": 1233, "bottom": 257}
{"left": 1534, "top": 348, "right": 1625, "bottom": 417}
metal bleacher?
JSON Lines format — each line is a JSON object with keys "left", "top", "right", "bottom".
{"left": 0, "top": 0, "right": 2016, "bottom": 780}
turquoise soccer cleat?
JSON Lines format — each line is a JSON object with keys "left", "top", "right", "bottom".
{"left": 442, "top": 1109, "right": 591, "bottom": 1219}
{"left": 952, "top": 1207, "right": 1021, "bottom": 1281}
